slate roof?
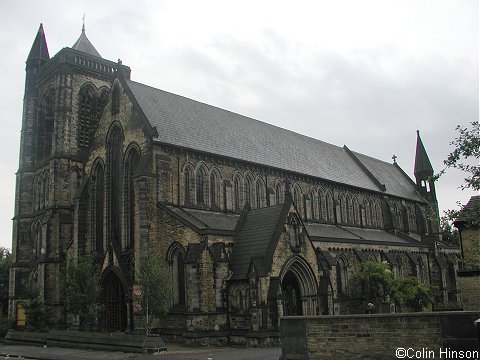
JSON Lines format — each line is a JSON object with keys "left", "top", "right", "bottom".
{"left": 352, "top": 152, "right": 424, "bottom": 201}
{"left": 28, "top": 24, "right": 50, "bottom": 62}
{"left": 161, "top": 204, "right": 239, "bottom": 234}
{"left": 125, "top": 79, "right": 423, "bottom": 201}
{"left": 307, "top": 222, "right": 417, "bottom": 246}
{"left": 72, "top": 28, "right": 101, "bottom": 58}
{"left": 455, "top": 195, "right": 480, "bottom": 225}
{"left": 414, "top": 130, "right": 434, "bottom": 177}
{"left": 230, "top": 204, "right": 288, "bottom": 280}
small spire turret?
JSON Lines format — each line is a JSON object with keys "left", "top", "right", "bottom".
{"left": 27, "top": 23, "right": 50, "bottom": 66}
{"left": 414, "top": 130, "right": 436, "bottom": 201}
{"left": 71, "top": 16, "right": 102, "bottom": 58}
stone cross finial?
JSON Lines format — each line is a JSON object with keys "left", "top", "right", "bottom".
{"left": 392, "top": 154, "right": 397, "bottom": 163}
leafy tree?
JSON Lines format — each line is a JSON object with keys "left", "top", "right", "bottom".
{"left": 440, "top": 215, "right": 460, "bottom": 245}
{"left": 391, "top": 277, "right": 435, "bottom": 312}
{"left": 135, "top": 244, "right": 173, "bottom": 332}
{"left": 62, "top": 254, "right": 103, "bottom": 329}
{"left": 353, "top": 260, "right": 436, "bottom": 312}
{"left": 0, "top": 248, "right": 11, "bottom": 317}
{"left": 352, "top": 260, "right": 394, "bottom": 308}
{"left": 434, "top": 121, "right": 479, "bottom": 191}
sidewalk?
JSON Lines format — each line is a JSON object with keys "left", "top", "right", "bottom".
{"left": 0, "top": 343, "right": 282, "bottom": 360}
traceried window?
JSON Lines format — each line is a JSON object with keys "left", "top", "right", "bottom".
{"left": 78, "top": 86, "right": 95, "bottom": 148}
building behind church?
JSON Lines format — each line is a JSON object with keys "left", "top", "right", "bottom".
{"left": 10, "top": 24, "right": 461, "bottom": 345}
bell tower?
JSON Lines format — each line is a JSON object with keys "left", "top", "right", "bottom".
{"left": 10, "top": 23, "right": 131, "bottom": 326}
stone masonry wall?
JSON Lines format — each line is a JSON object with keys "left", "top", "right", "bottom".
{"left": 458, "top": 272, "right": 480, "bottom": 311}
{"left": 280, "top": 312, "right": 480, "bottom": 360}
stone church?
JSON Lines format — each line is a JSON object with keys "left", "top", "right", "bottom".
{"left": 10, "top": 24, "right": 461, "bottom": 345}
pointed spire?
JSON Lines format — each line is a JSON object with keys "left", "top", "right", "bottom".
{"left": 27, "top": 23, "right": 50, "bottom": 64}
{"left": 414, "top": 130, "right": 434, "bottom": 177}
{"left": 71, "top": 18, "right": 102, "bottom": 58}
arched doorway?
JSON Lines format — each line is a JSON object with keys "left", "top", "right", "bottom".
{"left": 101, "top": 270, "right": 127, "bottom": 332}
{"left": 280, "top": 256, "right": 319, "bottom": 316}
{"left": 282, "top": 271, "right": 302, "bottom": 316}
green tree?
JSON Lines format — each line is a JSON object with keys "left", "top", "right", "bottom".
{"left": 352, "top": 260, "right": 394, "bottom": 308}
{"left": 434, "top": 121, "right": 479, "bottom": 191}
{"left": 440, "top": 215, "right": 460, "bottom": 245}
{"left": 135, "top": 245, "right": 173, "bottom": 332}
{"left": 353, "top": 260, "right": 436, "bottom": 312}
{"left": 0, "top": 248, "right": 11, "bottom": 317}
{"left": 62, "top": 254, "right": 103, "bottom": 329}
{"left": 391, "top": 277, "right": 435, "bottom": 312}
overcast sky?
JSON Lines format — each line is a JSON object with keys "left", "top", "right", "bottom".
{"left": 0, "top": 0, "right": 478, "bottom": 250}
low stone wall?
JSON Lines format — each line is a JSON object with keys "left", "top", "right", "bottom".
{"left": 280, "top": 312, "right": 480, "bottom": 360}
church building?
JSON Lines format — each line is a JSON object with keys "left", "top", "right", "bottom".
{"left": 10, "top": 24, "right": 461, "bottom": 345}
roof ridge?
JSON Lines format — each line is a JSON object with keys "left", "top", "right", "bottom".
{"left": 344, "top": 145, "right": 386, "bottom": 192}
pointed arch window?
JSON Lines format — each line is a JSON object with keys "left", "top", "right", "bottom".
{"left": 96, "top": 88, "right": 110, "bottom": 122}
{"left": 318, "top": 189, "right": 327, "bottom": 220}
{"left": 125, "top": 147, "right": 140, "bottom": 250}
{"left": 395, "top": 256, "right": 403, "bottom": 278}
{"left": 326, "top": 191, "right": 334, "bottom": 222}
{"left": 340, "top": 195, "right": 347, "bottom": 224}
{"left": 310, "top": 189, "right": 318, "bottom": 219}
{"left": 78, "top": 86, "right": 96, "bottom": 148}
{"left": 233, "top": 175, "right": 242, "bottom": 210}
{"left": 196, "top": 166, "right": 207, "bottom": 206}
{"left": 293, "top": 185, "right": 302, "bottom": 213}
{"left": 336, "top": 256, "right": 348, "bottom": 295}
{"left": 365, "top": 200, "right": 372, "bottom": 226}
{"left": 93, "top": 164, "right": 104, "bottom": 255}
{"left": 352, "top": 197, "right": 360, "bottom": 225}
{"left": 275, "top": 181, "right": 283, "bottom": 205}
{"left": 171, "top": 248, "right": 185, "bottom": 306}
{"left": 346, "top": 195, "right": 354, "bottom": 224}
{"left": 36, "top": 89, "right": 55, "bottom": 161}
{"left": 184, "top": 167, "right": 194, "bottom": 205}
{"left": 244, "top": 175, "right": 253, "bottom": 206}
{"left": 107, "top": 126, "right": 123, "bottom": 245}
{"left": 210, "top": 170, "right": 220, "bottom": 208}
{"left": 255, "top": 178, "right": 265, "bottom": 209}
